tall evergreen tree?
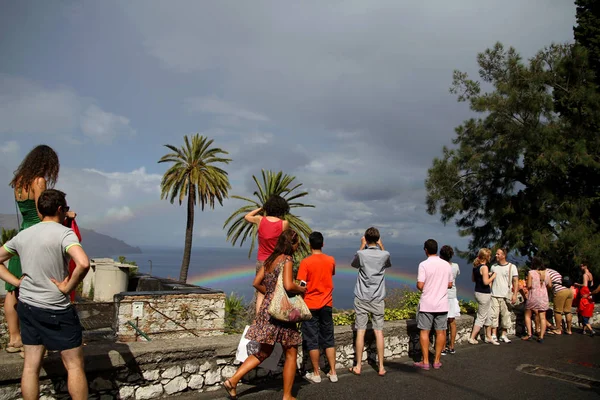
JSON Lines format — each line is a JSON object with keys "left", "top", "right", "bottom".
{"left": 574, "top": 0, "right": 600, "bottom": 84}
{"left": 426, "top": 42, "right": 600, "bottom": 275}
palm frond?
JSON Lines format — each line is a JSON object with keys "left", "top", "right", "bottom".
{"left": 223, "top": 169, "right": 315, "bottom": 258}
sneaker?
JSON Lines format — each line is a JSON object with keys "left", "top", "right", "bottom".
{"left": 447, "top": 348, "right": 456, "bottom": 355}
{"left": 304, "top": 372, "right": 321, "bottom": 384}
{"left": 327, "top": 373, "right": 338, "bottom": 383}
{"left": 500, "top": 336, "right": 511, "bottom": 343}
{"left": 441, "top": 348, "right": 449, "bottom": 355}
{"left": 485, "top": 337, "right": 500, "bottom": 345}
{"left": 467, "top": 338, "right": 478, "bottom": 345}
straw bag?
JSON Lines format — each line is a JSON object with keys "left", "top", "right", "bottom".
{"left": 268, "top": 268, "right": 312, "bottom": 322}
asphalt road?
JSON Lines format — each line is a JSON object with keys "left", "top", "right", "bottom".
{"left": 176, "top": 331, "right": 600, "bottom": 400}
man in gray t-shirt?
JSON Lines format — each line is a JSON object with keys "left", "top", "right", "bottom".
{"left": 349, "top": 227, "right": 391, "bottom": 377}
{"left": 0, "top": 189, "right": 90, "bottom": 400}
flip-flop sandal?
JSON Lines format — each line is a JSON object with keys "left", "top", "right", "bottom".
{"left": 6, "top": 346, "right": 22, "bottom": 353}
{"left": 221, "top": 380, "right": 237, "bottom": 400}
{"left": 378, "top": 370, "right": 387, "bottom": 377}
{"left": 521, "top": 335, "right": 531, "bottom": 341}
{"left": 414, "top": 361, "right": 430, "bottom": 370}
{"left": 348, "top": 367, "right": 361, "bottom": 376}
{"left": 433, "top": 362, "right": 442, "bottom": 369}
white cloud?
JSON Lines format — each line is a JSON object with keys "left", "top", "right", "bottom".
{"left": 82, "top": 167, "right": 161, "bottom": 194}
{"left": 184, "top": 97, "right": 269, "bottom": 122}
{"left": 106, "top": 206, "right": 134, "bottom": 221}
{"left": 242, "top": 132, "right": 273, "bottom": 145}
{"left": 0, "top": 74, "right": 79, "bottom": 135}
{"left": 0, "top": 74, "right": 134, "bottom": 144}
{"left": 108, "top": 183, "right": 123, "bottom": 199}
{"left": 80, "top": 105, "right": 135, "bottom": 144}
{"left": 0, "top": 141, "right": 20, "bottom": 155}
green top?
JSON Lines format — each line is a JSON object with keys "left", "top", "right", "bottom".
{"left": 5, "top": 199, "right": 41, "bottom": 291}
{"left": 17, "top": 199, "right": 41, "bottom": 229}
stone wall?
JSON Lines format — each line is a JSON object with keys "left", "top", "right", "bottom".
{"left": 0, "top": 315, "right": 489, "bottom": 399}
{"left": 0, "top": 305, "right": 598, "bottom": 399}
{"left": 114, "top": 292, "right": 226, "bottom": 342}
{"left": 0, "top": 297, "right": 7, "bottom": 349}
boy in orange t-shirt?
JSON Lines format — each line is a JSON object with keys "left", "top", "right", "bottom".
{"left": 297, "top": 231, "right": 337, "bottom": 383}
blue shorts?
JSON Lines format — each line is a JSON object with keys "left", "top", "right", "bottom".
{"left": 582, "top": 316, "right": 590, "bottom": 325}
{"left": 301, "top": 306, "right": 335, "bottom": 351}
{"left": 18, "top": 301, "right": 83, "bottom": 351}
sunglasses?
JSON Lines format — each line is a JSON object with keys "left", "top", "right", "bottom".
{"left": 62, "top": 206, "right": 70, "bottom": 212}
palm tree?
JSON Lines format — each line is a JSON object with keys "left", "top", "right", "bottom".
{"left": 158, "top": 134, "right": 232, "bottom": 283}
{"left": 223, "top": 170, "right": 315, "bottom": 258}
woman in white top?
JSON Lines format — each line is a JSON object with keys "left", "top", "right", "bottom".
{"left": 440, "top": 245, "right": 460, "bottom": 354}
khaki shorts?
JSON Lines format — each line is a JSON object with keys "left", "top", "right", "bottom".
{"left": 354, "top": 297, "right": 385, "bottom": 330}
{"left": 553, "top": 289, "right": 574, "bottom": 314}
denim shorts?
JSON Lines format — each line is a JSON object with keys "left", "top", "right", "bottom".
{"left": 301, "top": 306, "right": 335, "bottom": 351}
{"left": 18, "top": 301, "right": 83, "bottom": 351}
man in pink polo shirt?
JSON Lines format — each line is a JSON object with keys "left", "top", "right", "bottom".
{"left": 414, "top": 239, "right": 453, "bottom": 370}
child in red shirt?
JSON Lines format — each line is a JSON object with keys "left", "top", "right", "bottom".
{"left": 578, "top": 286, "right": 595, "bottom": 336}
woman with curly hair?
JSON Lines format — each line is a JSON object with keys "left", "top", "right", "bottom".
{"left": 468, "top": 248, "right": 496, "bottom": 345}
{"left": 245, "top": 195, "right": 289, "bottom": 314}
{"left": 4, "top": 145, "right": 75, "bottom": 354}
{"left": 223, "top": 230, "right": 306, "bottom": 400}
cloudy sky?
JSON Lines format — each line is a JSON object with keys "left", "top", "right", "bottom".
{"left": 0, "top": 1, "right": 576, "bottom": 249}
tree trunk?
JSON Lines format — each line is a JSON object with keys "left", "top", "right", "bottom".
{"left": 179, "top": 184, "right": 195, "bottom": 283}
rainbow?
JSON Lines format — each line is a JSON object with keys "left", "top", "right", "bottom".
{"left": 189, "top": 263, "right": 474, "bottom": 301}
{"left": 189, "top": 263, "right": 417, "bottom": 287}
{"left": 336, "top": 266, "right": 416, "bottom": 286}
{"left": 190, "top": 264, "right": 256, "bottom": 287}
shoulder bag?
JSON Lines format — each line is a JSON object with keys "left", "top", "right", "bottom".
{"left": 268, "top": 267, "right": 312, "bottom": 323}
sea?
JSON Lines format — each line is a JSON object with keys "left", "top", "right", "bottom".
{"left": 114, "top": 245, "right": 476, "bottom": 310}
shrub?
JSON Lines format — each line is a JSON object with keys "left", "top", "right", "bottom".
{"left": 225, "top": 292, "right": 250, "bottom": 333}
{"left": 459, "top": 299, "right": 478, "bottom": 314}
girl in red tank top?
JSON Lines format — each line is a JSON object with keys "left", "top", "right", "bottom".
{"left": 244, "top": 195, "right": 289, "bottom": 314}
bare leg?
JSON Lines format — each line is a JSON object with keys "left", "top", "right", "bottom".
{"left": 524, "top": 309, "right": 532, "bottom": 337}
{"left": 282, "top": 346, "right": 298, "bottom": 400}
{"left": 554, "top": 311, "right": 563, "bottom": 333}
{"left": 309, "top": 349, "right": 320, "bottom": 374}
{"left": 565, "top": 312, "right": 573, "bottom": 334}
{"left": 374, "top": 330, "right": 386, "bottom": 375}
{"left": 60, "top": 346, "right": 88, "bottom": 400}
{"left": 325, "top": 347, "right": 337, "bottom": 376}
{"left": 227, "top": 344, "right": 275, "bottom": 396}
{"left": 4, "top": 291, "right": 21, "bottom": 347}
{"left": 434, "top": 330, "right": 446, "bottom": 364}
{"left": 21, "top": 345, "right": 45, "bottom": 400}
{"left": 470, "top": 325, "right": 482, "bottom": 340}
{"left": 419, "top": 330, "right": 430, "bottom": 365}
{"left": 485, "top": 326, "right": 494, "bottom": 340}
{"left": 351, "top": 329, "right": 365, "bottom": 374}
{"left": 448, "top": 318, "right": 457, "bottom": 349}
{"left": 538, "top": 310, "right": 547, "bottom": 340}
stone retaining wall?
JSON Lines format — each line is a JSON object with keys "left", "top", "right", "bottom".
{"left": 0, "top": 305, "right": 598, "bottom": 399}
{"left": 114, "top": 292, "right": 226, "bottom": 342}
